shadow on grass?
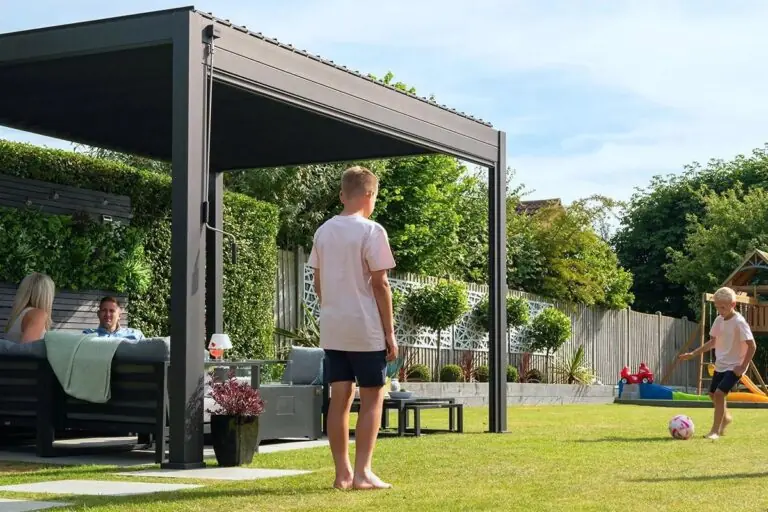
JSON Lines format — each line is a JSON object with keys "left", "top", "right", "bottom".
{"left": 633, "top": 472, "right": 768, "bottom": 483}
{"left": 574, "top": 436, "right": 674, "bottom": 443}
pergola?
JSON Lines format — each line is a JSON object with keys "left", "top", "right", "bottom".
{"left": 0, "top": 7, "right": 508, "bottom": 468}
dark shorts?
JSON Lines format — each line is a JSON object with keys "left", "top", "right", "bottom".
{"left": 324, "top": 349, "right": 387, "bottom": 388}
{"left": 709, "top": 370, "right": 741, "bottom": 395}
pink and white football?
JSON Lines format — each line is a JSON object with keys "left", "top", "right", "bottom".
{"left": 668, "top": 414, "right": 695, "bottom": 440}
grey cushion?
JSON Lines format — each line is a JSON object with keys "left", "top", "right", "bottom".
{"left": 282, "top": 346, "right": 324, "bottom": 385}
{"left": 114, "top": 337, "right": 171, "bottom": 362}
{"left": 0, "top": 336, "right": 171, "bottom": 363}
{"left": 0, "top": 338, "right": 45, "bottom": 358}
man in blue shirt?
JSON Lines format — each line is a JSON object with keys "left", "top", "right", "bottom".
{"left": 83, "top": 296, "right": 145, "bottom": 340}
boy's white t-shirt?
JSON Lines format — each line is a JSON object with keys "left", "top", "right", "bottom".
{"left": 307, "top": 214, "right": 396, "bottom": 352}
{"left": 710, "top": 312, "right": 753, "bottom": 372}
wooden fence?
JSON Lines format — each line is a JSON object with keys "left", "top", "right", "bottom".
{"left": 274, "top": 249, "right": 699, "bottom": 388}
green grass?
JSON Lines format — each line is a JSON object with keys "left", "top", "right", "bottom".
{"left": 2, "top": 404, "right": 768, "bottom": 511}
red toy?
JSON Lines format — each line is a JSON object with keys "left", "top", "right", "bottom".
{"left": 620, "top": 363, "right": 654, "bottom": 384}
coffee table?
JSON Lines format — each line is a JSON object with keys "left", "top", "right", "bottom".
{"left": 349, "top": 397, "right": 460, "bottom": 436}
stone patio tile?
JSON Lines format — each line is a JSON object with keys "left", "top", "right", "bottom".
{"left": 0, "top": 479, "right": 200, "bottom": 496}
{"left": 118, "top": 467, "right": 310, "bottom": 480}
{"left": 0, "top": 498, "right": 70, "bottom": 511}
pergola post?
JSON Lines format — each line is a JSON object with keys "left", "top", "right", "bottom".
{"left": 164, "top": 14, "right": 207, "bottom": 469}
{"left": 206, "top": 171, "right": 224, "bottom": 338}
{"left": 488, "top": 130, "right": 508, "bottom": 433}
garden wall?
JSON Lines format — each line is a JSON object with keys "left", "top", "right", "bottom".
{"left": 0, "top": 140, "right": 279, "bottom": 360}
{"left": 400, "top": 382, "right": 616, "bottom": 407}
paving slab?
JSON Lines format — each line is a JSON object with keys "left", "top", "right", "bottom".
{"left": 118, "top": 466, "right": 310, "bottom": 480}
{"left": 0, "top": 479, "right": 200, "bottom": 496}
{"left": 0, "top": 438, "right": 332, "bottom": 467}
{"left": 0, "top": 499, "right": 70, "bottom": 511}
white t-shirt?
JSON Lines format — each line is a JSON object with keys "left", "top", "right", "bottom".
{"left": 308, "top": 214, "right": 396, "bottom": 352}
{"left": 710, "top": 312, "right": 753, "bottom": 372}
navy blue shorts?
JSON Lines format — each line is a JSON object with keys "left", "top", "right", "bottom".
{"left": 709, "top": 370, "right": 741, "bottom": 395}
{"left": 324, "top": 349, "right": 387, "bottom": 388}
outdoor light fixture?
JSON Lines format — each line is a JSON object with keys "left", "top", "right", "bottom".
{"left": 208, "top": 333, "right": 232, "bottom": 360}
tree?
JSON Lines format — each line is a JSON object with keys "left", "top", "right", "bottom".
{"left": 665, "top": 186, "right": 768, "bottom": 314}
{"left": 405, "top": 280, "right": 470, "bottom": 381}
{"left": 614, "top": 146, "right": 768, "bottom": 317}
{"left": 512, "top": 200, "right": 634, "bottom": 309}
{"left": 224, "top": 161, "right": 386, "bottom": 250}
{"left": 528, "top": 307, "right": 572, "bottom": 378}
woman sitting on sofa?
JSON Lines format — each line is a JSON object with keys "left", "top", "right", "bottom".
{"left": 4, "top": 272, "right": 55, "bottom": 343}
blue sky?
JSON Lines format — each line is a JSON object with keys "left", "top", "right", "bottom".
{"left": 3, "top": 0, "right": 768, "bottom": 204}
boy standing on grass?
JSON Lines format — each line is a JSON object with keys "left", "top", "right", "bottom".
{"left": 308, "top": 166, "right": 398, "bottom": 490}
{"left": 680, "top": 286, "right": 756, "bottom": 440}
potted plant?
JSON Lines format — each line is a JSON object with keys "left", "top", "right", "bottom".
{"left": 206, "top": 370, "right": 266, "bottom": 467}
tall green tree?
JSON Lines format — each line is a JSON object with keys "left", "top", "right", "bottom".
{"left": 614, "top": 146, "right": 768, "bottom": 317}
{"left": 666, "top": 187, "right": 768, "bottom": 314}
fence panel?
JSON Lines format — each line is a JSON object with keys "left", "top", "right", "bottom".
{"left": 275, "top": 249, "right": 699, "bottom": 388}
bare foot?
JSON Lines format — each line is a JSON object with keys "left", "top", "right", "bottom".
{"left": 333, "top": 470, "right": 353, "bottom": 490}
{"left": 718, "top": 415, "right": 733, "bottom": 436}
{"left": 333, "top": 478, "right": 353, "bottom": 490}
{"left": 704, "top": 432, "right": 720, "bottom": 440}
{"left": 353, "top": 471, "right": 392, "bottom": 490}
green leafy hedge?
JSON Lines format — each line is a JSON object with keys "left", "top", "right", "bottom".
{"left": 0, "top": 207, "right": 151, "bottom": 294}
{"left": 0, "top": 140, "right": 279, "bottom": 359}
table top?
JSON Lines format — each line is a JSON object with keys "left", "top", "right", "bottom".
{"left": 352, "top": 396, "right": 455, "bottom": 404}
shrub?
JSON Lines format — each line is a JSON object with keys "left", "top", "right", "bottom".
{"left": 524, "top": 368, "right": 544, "bottom": 383}
{"left": 391, "top": 288, "right": 407, "bottom": 318}
{"left": 506, "top": 365, "right": 519, "bottom": 383}
{"left": 406, "top": 363, "right": 432, "bottom": 382}
{"left": 474, "top": 365, "right": 489, "bottom": 382}
{"left": 439, "top": 364, "right": 463, "bottom": 382}
{"left": 474, "top": 295, "right": 530, "bottom": 331}
{"left": 0, "top": 140, "right": 279, "bottom": 359}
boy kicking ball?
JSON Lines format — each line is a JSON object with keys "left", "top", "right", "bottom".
{"left": 308, "top": 166, "right": 398, "bottom": 490}
{"left": 679, "top": 287, "right": 756, "bottom": 440}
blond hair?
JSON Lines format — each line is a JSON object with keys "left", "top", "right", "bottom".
{"left": 5, "top": 272, "right": 55, "bottom": 332}
{"left": 713, "top": 286, "right": 737, "bottom": 304}
{"left": 341, "top": 166, "right": 378, "bottom": 198}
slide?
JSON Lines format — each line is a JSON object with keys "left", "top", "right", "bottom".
{"left": 629, "top": 381, "right": 768, "bottom": 403}
{"left": 739, "top": 374, "right": 767, "bottom": 396}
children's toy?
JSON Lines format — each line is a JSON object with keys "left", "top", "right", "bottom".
{"left": 668, "top": 414, "right": 694, "bottom": 440}
{"left": 620, "top": 362, "right": 654, "bottom": 384}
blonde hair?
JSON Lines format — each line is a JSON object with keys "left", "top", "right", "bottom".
{"left": 341, "top": 166, "right": 378, "bottom": 198}
{"left": 713, "top": 286, "right": 737, "bottom": 304}
{"left": 5, "top": 272, "right": 55, "bottom": 332}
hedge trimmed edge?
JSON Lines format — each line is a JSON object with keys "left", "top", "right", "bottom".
{"left": 0, "top": 139, "right": 279, "bottom": 360}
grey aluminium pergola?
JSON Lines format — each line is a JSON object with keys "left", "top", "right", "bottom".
{"left": 0, "top": 7, "right": 508, "bottom": 468}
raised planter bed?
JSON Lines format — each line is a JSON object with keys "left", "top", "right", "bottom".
{"left": 397, "top": 382, "right": 616, "bottom": 407}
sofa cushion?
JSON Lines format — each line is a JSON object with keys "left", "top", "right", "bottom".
{"left": 114, "top": 337, "right": 171, "bottom": 362}
{"left": 282, "top": 346, "right": 324, "bottom": 385}
{"left": 0, "top": 338, "right": 45, "bottom": 358}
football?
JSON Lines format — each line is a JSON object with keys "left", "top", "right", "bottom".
{"left": 668, "top": 414, "right": 695, "bottom": 440}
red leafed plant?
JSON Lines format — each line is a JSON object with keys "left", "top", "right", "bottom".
{"left": 206, "top": 370, "right": 265, "bottom": 417}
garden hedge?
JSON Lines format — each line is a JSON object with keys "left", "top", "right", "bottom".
{"left": 0, "top": 140, "right": 279, "bottom": 359}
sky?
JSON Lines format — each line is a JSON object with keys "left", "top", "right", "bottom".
{"left": 2, "top": 0, "right": 767, "bottom": 204}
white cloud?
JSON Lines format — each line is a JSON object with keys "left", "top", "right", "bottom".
{"left": 242, "top": 0, "right": 768, "bottom": 202}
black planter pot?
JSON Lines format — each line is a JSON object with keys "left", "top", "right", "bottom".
{"left": 210, "top": 414, "right": 260, "bottom": 467}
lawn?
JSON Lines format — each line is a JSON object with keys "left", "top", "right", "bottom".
{"left": 2, "top": 404, "right": 768, "bottom": 511}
